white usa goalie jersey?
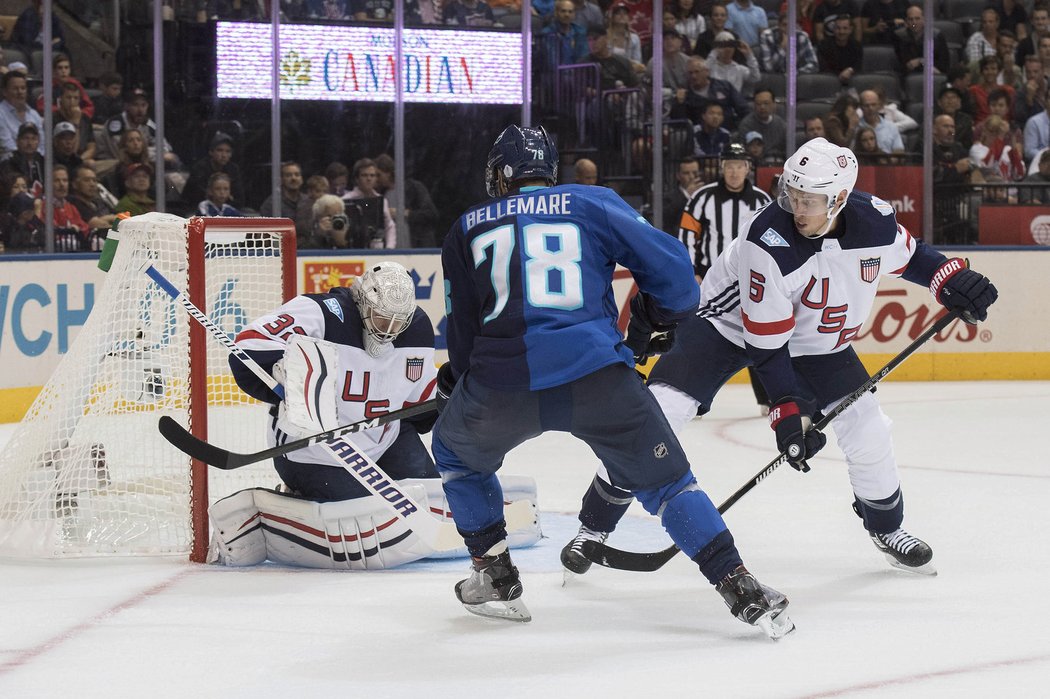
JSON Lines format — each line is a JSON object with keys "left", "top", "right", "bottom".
{"left": 699, "top": 191, "right": 949, "bottom": 358}
{"left": 231, "top": 287, "right": 437, "bottom": 465}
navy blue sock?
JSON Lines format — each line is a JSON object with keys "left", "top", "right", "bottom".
{"left": 852, "top": 488, "right": 905, "bottom": 534}
{"left": 691, "top": 530, "right": 742, "bottom": 585}
{"left": 578, "top": 476, "right": 633, "bottom": 533}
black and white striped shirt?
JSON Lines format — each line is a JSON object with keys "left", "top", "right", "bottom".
{"left": 678, "top": 178, "right": 771, "bottom": 278}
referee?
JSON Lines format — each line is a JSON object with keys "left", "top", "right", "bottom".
{"left": 678, "top": 141, "right": 774, "bottom": 412}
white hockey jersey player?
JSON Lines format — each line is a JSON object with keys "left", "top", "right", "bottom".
{"left": 701, "top": 192, "right": 923, "bottom": 358}
{"left": 232, "top": 286, "right": 437, "bottom": 466}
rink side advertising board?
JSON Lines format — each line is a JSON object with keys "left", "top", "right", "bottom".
{"left": 215, "top": 22, "right": 523, "bottom": 104}
{"left": 0, "top": 249, "right": 1047, "bottom": 422}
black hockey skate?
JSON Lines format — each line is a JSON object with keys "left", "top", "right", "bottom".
{"left": 870, "top": 528, "right": 936, "bottom": 575}
{"left": 455, "top": 547, "right": 531, "bottom": 622}
{"left": 716, "top": 565, "right": 795, "bottom": 640}
{"left": 560, "top": 525, "right": 608, "bottom": 579}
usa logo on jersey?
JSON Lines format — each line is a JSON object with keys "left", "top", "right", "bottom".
{"left": 860, "top": 257, "right": 881, "bottom": 283}
{"left": 405, "top": 358, "right": 425, "bottom": 382}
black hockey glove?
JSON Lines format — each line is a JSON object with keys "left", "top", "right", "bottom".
{"left": 623, "top": 292, "right": 678, "bottom": 365}
{"left": 436, "top": 362, "right": 457, "bottom": 413}
{"left": 769, "top": 399, "right": 827, "bottom": 473}
{"left": 931, "top": 258, "right": 998, "bottom": 324}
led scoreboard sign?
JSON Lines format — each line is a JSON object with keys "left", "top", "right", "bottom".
{"left": 216, "top": 22, "right": 523, "bottom": 105}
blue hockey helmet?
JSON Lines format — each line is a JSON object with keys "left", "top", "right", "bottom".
{"left": 485, "top": 125, "right": 559, "bottom": 197}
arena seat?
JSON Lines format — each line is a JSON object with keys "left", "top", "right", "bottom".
{"left": 797, "top": 73, "right": 842, "bottom": 103}
{"left": 852, "top": 72, "right": 903, "bottom": 105}
{"left": 861, "top": 45, "right": 902, "bottom": 75}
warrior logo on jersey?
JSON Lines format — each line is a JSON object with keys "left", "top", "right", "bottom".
{"left": 860, "top": 257, "right": 881, "bottom": 283}
{"left": 405, "top": 358, "right": 425, "bottom": 382}
{"left": 323, "top": 298, "right": 344, "bottom": 322}
{"left": 760, "top": 228, "right": 789, "bottom": 248}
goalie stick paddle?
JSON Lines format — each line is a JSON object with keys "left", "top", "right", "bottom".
{"left": 582, "top": 309, "right": 963, "bottom": 573}
{"left": 157, "top": 400, "right": 437, "bottom": 469}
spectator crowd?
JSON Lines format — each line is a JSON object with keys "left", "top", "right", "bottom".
{"left": 4, "top": 0, "right": 1050, "bottom": 252}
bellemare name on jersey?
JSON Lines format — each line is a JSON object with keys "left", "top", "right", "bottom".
{"left": 464, "top": 192, "right": 574, "bottom": 230}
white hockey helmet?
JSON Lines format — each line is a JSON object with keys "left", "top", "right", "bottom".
{"left": 777, "top": 137, "right": 858, "bottom": 230}
{"left": 350, "top": 261, "right": 416, "bottom": 355}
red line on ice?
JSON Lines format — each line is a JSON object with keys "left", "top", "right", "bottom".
{"left": 0, "top": 568, "right": 195, "bottom": 675}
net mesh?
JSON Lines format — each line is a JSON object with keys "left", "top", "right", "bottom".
{"left": 0, "top": 213, "right": 294, "bottom": 558}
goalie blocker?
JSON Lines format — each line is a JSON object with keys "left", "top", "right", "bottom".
{"left": 209, "top": 476, "right": 542, "bottom": 570}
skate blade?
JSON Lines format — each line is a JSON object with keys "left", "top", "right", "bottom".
{"left": 561, "top": 569, "right": 577, "bottom": 587}
{"left": 885, "top": 554, "right": 938, "bottom": 576}
{"left": 756, "top": 608, "right": 795, "bottom": 641}
{"left": 462, "top": 599, "right": 532, "bottom": 623}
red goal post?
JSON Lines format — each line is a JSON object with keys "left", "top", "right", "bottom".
{"left": 187, "top": 217, "right": 297, "bottom": 562}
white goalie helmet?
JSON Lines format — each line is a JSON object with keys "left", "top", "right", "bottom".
{"left": 777, "top": 137, "right": 858, "bottom": 232}
{"left": 350, "top": 261, "right": 416, "bottom": 356}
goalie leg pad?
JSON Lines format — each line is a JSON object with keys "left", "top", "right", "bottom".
{"left": 208, "top": 487, "right": 434, "bottom": 570}
{"left": 207, "top": 488, "right": 268, "bottom": 566}
{"left": 403, "top": 475, "right": 543, "bottom": 559}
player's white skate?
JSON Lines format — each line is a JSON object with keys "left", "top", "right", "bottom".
{"left": 455, "top": 543, "right": 531, "bottom": 622}
{"left": 716, "top": 565, "right": 795, "bottom": 640}
{"left": 560, "top": 525, "right": 607, "bottom": 584}
{"left": 870, "top": 528, "right": 936, "bottom": 576}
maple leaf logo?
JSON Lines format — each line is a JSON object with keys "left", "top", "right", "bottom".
{"left": 280, "top": 50, "right": 311, "bottom": 87}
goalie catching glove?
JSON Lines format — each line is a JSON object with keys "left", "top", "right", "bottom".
{"left": 623, "top": 292, "right": 678, "bottom": 364}
{"left": 929, "top": 258, "right": 998, "bottom": 324}
{"left": 769, "top": 398, "right": 826, "bottom": 473}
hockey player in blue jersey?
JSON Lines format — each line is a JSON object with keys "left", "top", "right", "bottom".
{"left": 562, "top": 138, "right": 998, "bottom": 578}
{"left": 431, "top": 124, "right": 794, "bottom": 638}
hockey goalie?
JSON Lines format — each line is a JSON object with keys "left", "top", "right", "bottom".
{"left": 209, "top": 261, "right": 541, "bottom": 570}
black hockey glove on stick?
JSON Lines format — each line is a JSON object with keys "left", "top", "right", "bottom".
{"left": 768, "top": 399, "right": 827, "bottom": 473}
{"left": 581, "top": 309, "right": 963, "bottom": 572}
{"left": 930, "top": 258, "right": 998, "bottom": 324}
{"left": 623, "top": 292, "right": 678, "bottom": 365}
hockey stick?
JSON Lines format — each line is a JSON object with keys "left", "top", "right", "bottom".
{"left": 157, "top": 401, "right": 436, "bottom": 469}
{"left": 144, "top": 264, "right": 285, "bottom": 399}
{"left": 582, "top": 309, "right": 962, "bottom": 572}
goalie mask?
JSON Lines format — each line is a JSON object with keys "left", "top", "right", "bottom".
{"left": 350, "top": 261, "right": 416, "bottom": 357}
{"left": 777, "top": 138, "right": 858, "bottom": 237}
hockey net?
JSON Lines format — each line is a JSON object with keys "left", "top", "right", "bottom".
{"left": 0, "top": 213, "right": 296, "bottom": 561}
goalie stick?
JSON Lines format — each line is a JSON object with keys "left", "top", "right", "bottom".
{"left": 157, "top": 402, "right": 436, "bottom": 470}
{"left": 145, "top": 264, "right": 532, "bottom": 552}
{"left": 581, "top": 309, "right": 963, "bottom": 573}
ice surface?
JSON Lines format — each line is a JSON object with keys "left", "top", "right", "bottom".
{"left": 1, "top": 381, "right": 1047, "bottom": 698}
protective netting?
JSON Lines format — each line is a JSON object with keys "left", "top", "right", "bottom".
{"left": 0, "top": 213, "right": 294, "bottom": 558}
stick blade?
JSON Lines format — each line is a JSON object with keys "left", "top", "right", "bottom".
{"left": 581, "top": 540, "right": 681, "bottom": 572}
{"left": 157, "top": 415, "right": 233, "bottom": 469}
